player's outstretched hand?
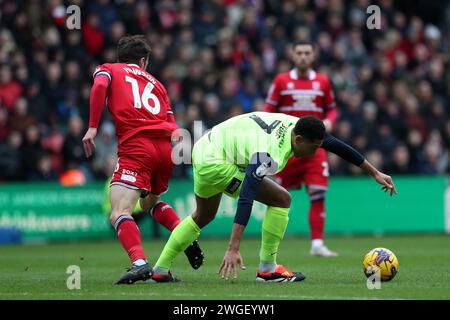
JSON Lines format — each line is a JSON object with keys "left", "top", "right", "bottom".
{"left": 219, "top": 249, "right": 246, "bottom": 280}
{"left": 82, "top": 127, "right": 97, "bottom": 158}
{"left": 373, "top": 171, "right": 398, "bottom": 196}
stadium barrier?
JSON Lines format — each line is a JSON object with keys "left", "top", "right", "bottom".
{"left": 0, "top": 176, "right": 447, "bottom": 243}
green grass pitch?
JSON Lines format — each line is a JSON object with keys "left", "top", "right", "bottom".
{"left": 1, "top": 235, "right": 450, "bottom": 300}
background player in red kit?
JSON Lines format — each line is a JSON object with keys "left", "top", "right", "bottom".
{"left": 82, "top": 35, "right": 203, "bottom": 284}
{"left": 264, "top": 41, "right": 339, "bottom": 257}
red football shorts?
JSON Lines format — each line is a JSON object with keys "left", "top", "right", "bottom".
{"left": 275, "top": 148, "right": 329, "bottom": 191}
{"left": 111, "top": 135, "right": 173, "bottom": 196}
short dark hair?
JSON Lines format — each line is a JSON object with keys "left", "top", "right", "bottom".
{"left": 293, "top": 40, "right": 315, "bottom": 50}
{"left": 293, "top": 116, "right": 325, "bottom": 141}
{"left": 117, "top": 35, "right": 151, "bottom": 65}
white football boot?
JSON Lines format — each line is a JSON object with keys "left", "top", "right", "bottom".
{"left": 310, "top": 243, "right": 339, "bottom": 257}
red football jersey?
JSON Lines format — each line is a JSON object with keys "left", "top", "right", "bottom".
{"left": 264, "top": 69, "right": 336, "bottom": 120}
{"left": 92, "top": 63, "right": 177, "bottom": 145}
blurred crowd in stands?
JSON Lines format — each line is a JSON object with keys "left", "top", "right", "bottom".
{"left": 0, "top": 0, "right": 449, "bottom": 184}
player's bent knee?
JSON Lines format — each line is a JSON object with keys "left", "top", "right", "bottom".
{"left": 191, "top": 210, "right": 215, "bottom": 229}
{"left": 277, "top": 189, "right": 292, "bottom": 208}
{"left": 139, "top": 194, "right": 160, "bottom": 212}
{"left": 109, "top": 210, "right": 133, "bottom": 225}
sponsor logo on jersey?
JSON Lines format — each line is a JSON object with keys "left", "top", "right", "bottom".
{"left": 293, "top": 94, "right": 316, "bottom": 108}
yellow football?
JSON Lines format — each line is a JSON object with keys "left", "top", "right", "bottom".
{"left": 363, "top": 247, "right": 399, "bottom": 281}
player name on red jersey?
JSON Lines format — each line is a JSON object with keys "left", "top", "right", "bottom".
{"left": 92, "top": 63, "right": 177, "bottom": 146}
{"left": 123, "top": 66, "right": 157, "bottom": 85}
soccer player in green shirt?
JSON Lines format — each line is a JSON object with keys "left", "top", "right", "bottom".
{"left": 148, "top": 112, "right": 397, "bottom": 282}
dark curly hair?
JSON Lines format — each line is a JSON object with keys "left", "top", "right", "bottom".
{"left": 293, "top": 116, "right": 325, "bottom": 141}
{"left": 117, "top": 35, "right": 152, "bottom": 65}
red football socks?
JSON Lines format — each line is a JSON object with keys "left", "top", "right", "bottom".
{"left": 151, "top": 202, "right": 181, "bottom": 231}
{"left": 309, "top": 191, "right": 326, "bottom": 240}
{"left": 113, "top": 215, "right": 146, "bottom": 263}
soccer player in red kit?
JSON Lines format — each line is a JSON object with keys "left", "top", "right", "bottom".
{"left": 264, "top": 41, "right": 339, "bottom": 257}
{"left": 82, "top": 35, "right": 203, "bottom": 284}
